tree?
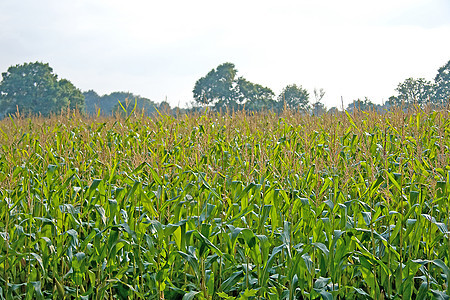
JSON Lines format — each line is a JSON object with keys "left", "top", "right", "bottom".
{"left": 193, "top": 62, "right": 238, "bottom": 110}
{"left": 83, "top": 90, "right": 102, "bottom": 115}
{"left": 193, "top": 62, "right": 275, "bottom": 111}
{"left": 58, "top": 79, "right": 85, "bottom": 112}
{"left": 112, "top": 96, "right": 159, "bottom": 117}
{"left": 312, "top": 88, "right": 326, "bottom": 116}
{"left": 0, "top": 62, "right": 84, "bottom": 117}
{"left": 158, "top": 100, "right": 171, "bottom": 113}
{"left": 434, "top": 59, "right": 450, "bottom": 104}
{"left": 314, "top": 88, "right": 325, "bottom": 103}
{"left": 346, "top": 97, "right": 379, "bottom": 112}
{"left": 84, "top": 91, "right": 159, "bottom": 116}
{"left": 235, "top": 77, "right": 275, "bottom": 111}
{"left": 86, "top": 91, "right": 129, "bottom": 115}
{"left": 389, "top": 77, "right": 435, "bottom": 107}
{"left": 311, "top": 102, "right": 327, "bottom": 116}
{"left": 327, "top": 107, "right": 340, "bottom": 115}
{"left": 277, "top": 84, "right": 309, "bottom": 111}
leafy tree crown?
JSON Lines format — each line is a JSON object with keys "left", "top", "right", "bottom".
{"left": 0, "top": 62, "right": 84, "bottom": 117}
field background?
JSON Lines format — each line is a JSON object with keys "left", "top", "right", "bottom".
{"left": 0, "top": 109, "right": 449, "bottom": 299}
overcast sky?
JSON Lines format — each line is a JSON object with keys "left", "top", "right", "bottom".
{"left": 1, "top": 0, "right": 449, "bottom": 108}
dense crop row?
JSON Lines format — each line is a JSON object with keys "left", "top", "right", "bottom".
{"left": 0, "top": 109, "right": 449, "bottom": 299}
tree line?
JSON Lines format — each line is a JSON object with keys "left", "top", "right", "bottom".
{"left": 192, "top": 62, "right": 324, "bottom": 113}
{"left": 0, "top": 60, "right": 449, "bottom": 118}
{"left": 0, "top": 62, "right": 170, "bottom": 118}
{"left": 193, "top": 61, "right": 450, "bottom": 113}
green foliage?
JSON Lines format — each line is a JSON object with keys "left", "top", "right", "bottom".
{"left": 0, "top": 109, "right": 449, "bottom": 298}
{"left": 84, "top": 90, "right": 160, "bottom": 116}
{"left": 346, "top": 97, "right": 380, "bottom": 112}
{"left": 235, "top": 77, "right": 275, "bottom": 111}
{"left": 389, "top": 77, "right": 436, "bottom": 107}
{"left": 193, "top": 63, "right": 238, "bottom": 110}
{"left": 58, "top": 79, "right": 85, "bottom": 112}
{"left": 278, "top": 84, "right": 309, "bottom": 111}
{"left": 388, "top": 59, "right": 450, "bottom": 108}
{"left": 435, "top": 59, "right": 450, "bottom": 104}
{"left": 0, "top": 62, "right": 84, "bottom": 117}
{"left": 193, "top": 63, "right": 275, "bottom": 111}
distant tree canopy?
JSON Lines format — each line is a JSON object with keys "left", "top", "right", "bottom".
{"left": 311, "top": 88, "right": 326, "bottom": 116}
{"left": 346, "top": 97, "right": 381, "bottom": 112}
{"left": 388, "top": 78, "right": 436, "bottom": 107}
{"left": 84, "top": 90, "right": 162, "bottom": 116}
{"left": 0, "top": 62, "right": 84, "bottom": 117}
{"left": 388, "top": 59, "right": 450, "bottom": 107}
{"left": 236, "top": 77, "right": 276, "bottom": 111}
{"left": 278, "top": 84, "right": 310, "bottom": 111}
{"left": 2, "top": 58, "right": 448, "bottom": 119}
{"left": 193, "top": 63, "right": 278, "bottom": 111}
{"left": 193, "top": 63, "right": 238, "bottom": 110}
{"left": 192, "top": 62, "right": 316, "bottom": 112}
{"left": 435, "top": 59, "right": 450, "bottom": 104}
{"left": 193, "top": 60, "right": 450, "bottom": 113}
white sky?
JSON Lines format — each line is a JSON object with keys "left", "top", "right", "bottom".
{"left": 0, "top": 0, "right": 449, "bottom": 108}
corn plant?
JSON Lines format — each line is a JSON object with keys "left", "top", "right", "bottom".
{"left": 0, "top": 108, "right": 449, "bottom": 299}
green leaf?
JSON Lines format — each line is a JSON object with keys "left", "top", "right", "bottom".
{"left": 316, "top": 289, "right": 333, "bottom": 300}
{"left": 302, "top": 253, "right": 314, "bottom": 275}
{"left": 29, "top": 281, "right": 43, "bottom": 299}
{"left": 313, "top": 242, "right": 329, "bottom": 258}
{"left": 387, "top": 172, "right": 402, "bottom": 192}
{"left": 193, "top": 230, "right": 223, "bottom": 256}
{"left": 178, "top": 250, "right": 200, "bottom": 279}
{"left": 239, "top": 289, "right": 258, "bottom": 299}
{"left": 217, "top": 291, "right": 236, "bottom": 299}
{"left": 220, "top": 270, "right": 244, "bottom": 292}
{"left": 182, "top": 291, "right": 200, "bottom": 300}
{"left": 361, "top": 211, "right": 371, "bottom": 226}
{"left": 314, "top": 277, "right": 330, "bottom": 289}
{"left": 430, "top": 290, "right": 450, "bottom": 300}
{"left": 345, "top": 110, "right": 359, "bottom": 130}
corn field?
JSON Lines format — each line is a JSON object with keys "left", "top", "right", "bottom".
{"left": 0, "top": 109, "right": 449, "bottom": 299}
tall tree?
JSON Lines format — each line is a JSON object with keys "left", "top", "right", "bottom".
{"left": 0, "top": 62, "right": 84, "bottom": 117}
{"left": 83, "top": 90, "right": 102, "bottom": 115}
{"left": 434, "top": 59, "right": 450, "bottom": 104}
{"left": 389, "top": 77, "right": 435, "bottom": 107}
{"left": 312, "top": 88, "right": 326, "bottom": 115}
{"left": 235, "top": 77, "right": 275, "bottom": 111}
{"left": 278, "top": 84, "right": 309, "bottom": 111}
{"left": 193, "top": 62, "right": 274, "bottom": 111}
{"left": 58, "top": 79, "right": 85, "bottom": 112}
{"left": 193, "top": 62, "right": 238, "bottom": 110}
